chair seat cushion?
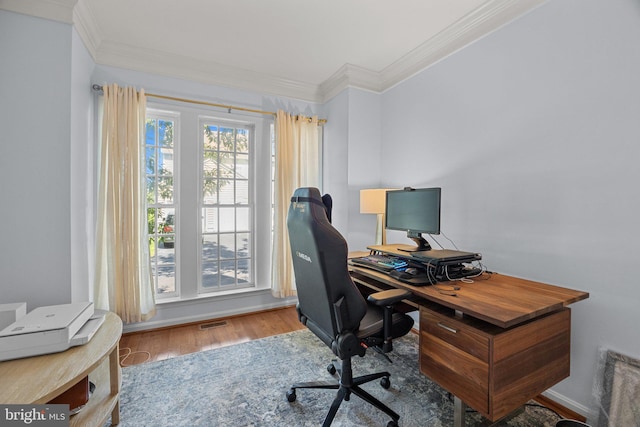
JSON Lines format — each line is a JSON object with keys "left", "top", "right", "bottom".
{"left": 356, "top": 304, "right": 414, "bottom": 340}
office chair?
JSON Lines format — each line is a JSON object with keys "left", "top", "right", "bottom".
{"left": 286, "top": 187, "right": 414, "bottom": 427}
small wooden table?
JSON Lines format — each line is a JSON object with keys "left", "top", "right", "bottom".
{"left": 0, "top": 311, "right": 123, "bottom": 426}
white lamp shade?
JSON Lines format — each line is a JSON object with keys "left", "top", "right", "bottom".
{"left": 360, "top": 188, "right": 394, "bottom": 245}
{"left": 359, "top": 188, "right": 389, "bottom": 214}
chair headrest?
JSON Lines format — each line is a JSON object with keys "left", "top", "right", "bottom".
{"left": 290, "top": 187, "right": 332, "bottom": 222}
{"left": 291, "top": 187, "right": 321, "bottom": 203}
{"left": 321, "top": 194, "right": 333, "bottom": 223}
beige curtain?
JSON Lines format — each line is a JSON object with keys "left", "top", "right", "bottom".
{"left": 94, "top": 84, "right": 156, "bottom": 323}
{"left": 271, "top": 110, "right": 320, "bottom": 298}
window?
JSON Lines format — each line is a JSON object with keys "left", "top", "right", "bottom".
{"left": 144, "top": 103, "right": 321, "bottom": 302}
{"left": 145, "top": 112, "right": 178, "bottom": 298}
{"left": 200, "top": 119, "right": 253, "bottom": 293}
{"left": 145, "top": 104, "right": 272, "bottom": 301}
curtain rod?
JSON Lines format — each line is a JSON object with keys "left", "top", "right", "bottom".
{"left": 92, "top": 84, "right": 326, "bottom": 124}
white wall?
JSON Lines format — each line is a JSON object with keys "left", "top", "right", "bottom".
{"left": 70, "top": 27, "right": 96, "bottom": 303}
{"left": 322, "top": 90, "right": 350, "bottom": 235}
{"left": 0, "top": 11, "right": 73, "bottom": 307}
{"left": 323, "top": 88, "right": 385, "bottom": 250}
{"left": 347, "top": 89, "right": 383, "bottom": 249}
{"left": 378, "top": 0, "right": 640, "bottom": 420}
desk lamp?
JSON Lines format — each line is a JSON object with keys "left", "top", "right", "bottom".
{"left": 360, "top": 188, "right": 392, "bottom": 245}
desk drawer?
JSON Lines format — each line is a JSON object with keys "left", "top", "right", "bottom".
{"left": 420, "top": 308, "right": 489, "bottom": 363}
{"left": 420, "top": 307, "right": 491, "bottom": 417}
{"left": 420, "top": 330, "right": 489, "bottom": 415}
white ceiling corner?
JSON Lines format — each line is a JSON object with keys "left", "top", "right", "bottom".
{"left": 0, "top": 0, "right": 78, "bottom": 23}
{"left": 320, "top": 64, "right": 383, "bottom": 102}
{"left": 93, "top": 39, "right": 322, "bottom": 102}
{"left": 378, "top": 0, "right": 549, "bottom": 92}
{"left": 3, "top": 0, "right": 548, "bottom": 103}
{"left": 72, "top": 0, "right": 99, "bottom": 55}
{"left": 320, "top": 0, "right": 548, "bottom": 100}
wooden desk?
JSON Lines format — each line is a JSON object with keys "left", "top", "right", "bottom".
{"left": 0, "top": 311, "right": 123, "bottom": 426}
{"left": 349, "top": 264, "right": 587, "bottom": 328}
{"left": 348, "top": 250, "right": 589, "bottom": 425}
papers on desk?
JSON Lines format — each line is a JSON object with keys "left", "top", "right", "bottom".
{"left": 0, "top": 302, "right": 106, "bottom": 362}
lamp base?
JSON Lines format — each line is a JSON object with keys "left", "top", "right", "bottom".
{"left": 375, "top": 213, "right": 386, "bottom": 246}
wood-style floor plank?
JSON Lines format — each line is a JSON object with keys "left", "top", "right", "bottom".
{"left": 118, "top": 306, "right": 304, "bottom": 366}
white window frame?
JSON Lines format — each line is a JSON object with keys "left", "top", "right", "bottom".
{"left": 197, "top": 116, "right": 255, "bottom": 294}
{"left": 146, "top": 101, "right": 273, "bottom": 303}
{"left": 146, "top": 109, "right": 180, "bottom": 300}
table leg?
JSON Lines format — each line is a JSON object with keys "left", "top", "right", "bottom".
{"left": 109, "top": 344, "right": 121, "bottom": 425}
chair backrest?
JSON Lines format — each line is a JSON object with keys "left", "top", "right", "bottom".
{"left": 287, "top": 188, "right": 367, "bottom": 346}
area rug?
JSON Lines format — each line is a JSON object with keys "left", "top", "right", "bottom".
{"left": 110, "top": 330, "right": 560, "bottom": 426}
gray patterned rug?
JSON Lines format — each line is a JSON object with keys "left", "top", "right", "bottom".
{"left": 109, "top": 330, "right": 560, "bottom": 426}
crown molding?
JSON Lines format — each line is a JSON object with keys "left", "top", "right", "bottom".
{"left": 94, "top": 41, "right": 322, "bottom": 103}
{"left": 75, "top": 0, "right": 547, "bottom": 103}
{"left": 71, "top": 0, "right": 99, "bottom": 56}
{"left": 379, "top": 0, "right": 549, "bottom": 92}
{"left": 0, "top": 0, "right": 78, "bottom": 23}
{"left": 319, "top": 64, "right": 382, "bottom": 103}
{"left": 4, "top": 0, "right": 547, "bottom": 104}
{"left": 319, "top": 0, "right": 548, "bottom": 100}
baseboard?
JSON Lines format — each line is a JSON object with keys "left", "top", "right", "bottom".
{"left": 539, "top": 389, "right": 597, "bottom": 424}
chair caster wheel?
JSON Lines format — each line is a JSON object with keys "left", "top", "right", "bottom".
{"left": 380, "top": 376, "right": 391, "bottom": 389}
{"left": 286, "top": 389, "right": 296, "bottom": 402}
{"left": 327, "top": 363, "right": 336, "bottom": 375}
{"left": 387, "top": 420, "right": 398, "bottom": 427}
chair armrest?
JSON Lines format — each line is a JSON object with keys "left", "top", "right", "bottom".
{"left": 367, "top": 289, "right": 411, "bottom": 306}
{"left": 366, "top": 289, "right": 412, "bottom": 354}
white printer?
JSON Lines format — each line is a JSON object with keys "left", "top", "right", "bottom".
{"left": 0, "top": 302, "right": 106, "bottom": 362}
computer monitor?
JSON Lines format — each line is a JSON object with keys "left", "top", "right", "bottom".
{"left": 385, "top": 187, "right": 441, "bottom": 251}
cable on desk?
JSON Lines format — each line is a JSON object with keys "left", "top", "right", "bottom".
{"left": 428, "top": 234, "right": 446, "bottom": 250}
{"left": 429, "top": 232, "right": 496, "bottom": 278}
{"left": 421, "top": 260, "right": 459, "bottom": 295}
{"left": 439, "top": 231, "right": 460, "bottom": 250}
{"left": 443, "top": 262, "right": 487, "bottom": 284}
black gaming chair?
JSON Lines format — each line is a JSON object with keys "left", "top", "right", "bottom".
{"left": 285, "top": 187, "right": 414, "bottom": 427}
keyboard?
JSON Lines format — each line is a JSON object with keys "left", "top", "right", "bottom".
{"left": 350, "top": 255, "right": 435, "bottom": 285}
{"left": 349, "top": 254, "right": 408, "bottom": 272}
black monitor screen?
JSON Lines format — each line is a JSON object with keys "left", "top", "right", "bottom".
{"left": 385, "top": 187, "right": 441, "bottom": 251}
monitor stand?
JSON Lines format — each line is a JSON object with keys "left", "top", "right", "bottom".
{"left": 398, "top": 231, "right": 432, "bottom": 252}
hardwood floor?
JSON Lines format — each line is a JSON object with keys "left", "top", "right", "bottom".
{"left": 118, "top": 306, "right": 304, "bottom": 366}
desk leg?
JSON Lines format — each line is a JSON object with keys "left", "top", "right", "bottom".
{"left": 453, "top": 396, "right": 466, "bottom": 427}
{"left": 453, "top": 396, "right": 525, "bottom": 427}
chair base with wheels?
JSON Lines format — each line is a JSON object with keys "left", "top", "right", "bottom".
{"left": 286, "top": 356, "right": 399, "bottom": 427}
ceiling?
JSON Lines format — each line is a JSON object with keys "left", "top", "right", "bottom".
{"left": 2, "top": 0, "right": 546, "bottom": 102}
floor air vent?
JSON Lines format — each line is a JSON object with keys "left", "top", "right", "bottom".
{"left": 199, "top": 320, "right": 227, "bottom": 330}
